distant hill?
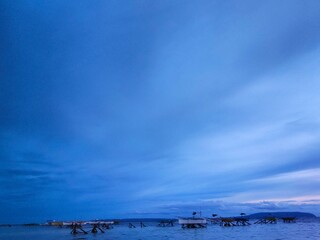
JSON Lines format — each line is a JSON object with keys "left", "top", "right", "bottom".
{"left": 247, "top": 212, "right": 316, "bottom": 219}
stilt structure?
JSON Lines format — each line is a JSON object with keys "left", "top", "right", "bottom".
{"left": 140, "top": 222, "right": 147, "bottom": 228}
{"left": 220, "top": 218, "right": 236, "bottom": 227}
{"left": 282, "top": 217, "right": 296, "bottom": 223}
{"left": 234, "top": 217, "right": 251, "bottom": 226}
{"left": 128, "top": 223, "right": 136, "bottom": 228}
{"left": 102, "top": 223, "right": 114, "bottom": 229}
{"left": 181, "top": 223, "right": 206, "bottom": 228}
{"left": 158, "top": 220, "right": 174, "bottom": 227}
{"left": 208, "top": 217, "right": 221, "bottom": 225}
{"left": 91, "top": 223, "right": 105, "bottom": 233}
{"left": 70, "top": 223, "right": 88, "bottom": 235}
{"left": 254, "top": 217, "right": 277, "bottom": 224}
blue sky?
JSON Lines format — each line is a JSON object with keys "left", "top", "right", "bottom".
{"left": 1, "top": 0, "right": 320, "bottom": 223}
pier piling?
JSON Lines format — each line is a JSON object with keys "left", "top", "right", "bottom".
{"left": 254, "top": 217, "right": 277, "bottom": 224}
{"left": 70, "top": 223, "right": 88, "bottom": 235}
{"left": 282, "top": 217, "right": 296, "bottom": 223}
{"left": 158, "top": 220, "right": 174, "bottom": 227}
{"left": 128, "top": 223, "right": 136, "bottom": 228}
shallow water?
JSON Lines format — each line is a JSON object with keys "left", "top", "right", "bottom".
{"left": 1, "top": 220, "right": 320, "bottom": 240}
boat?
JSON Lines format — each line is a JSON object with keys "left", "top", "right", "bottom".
{"left": 178, "top": 217, "right": 207, "bottom": 228}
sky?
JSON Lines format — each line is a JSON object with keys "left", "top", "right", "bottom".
{"left": 1, "top": 0, "right": 320, "bottom": 223}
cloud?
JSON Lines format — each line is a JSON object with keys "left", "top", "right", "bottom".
{"left": 249, "top": 168, "right": 320, "bottom": 184}
{"left": 1, "top": 0, "right": 320, "bottom": 223}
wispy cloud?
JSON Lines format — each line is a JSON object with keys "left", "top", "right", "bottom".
{"left": 1, "top": 0, "right": 320, "bottom": 222}
{"left": 249, "top": 168, "right": 320, "bottom": 184}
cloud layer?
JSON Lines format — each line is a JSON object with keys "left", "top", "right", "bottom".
{"left": 1, "top": 0, "right": 320, "bottom": 223}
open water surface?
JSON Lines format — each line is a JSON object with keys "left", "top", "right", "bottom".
{"left": 1, "top": 219, "right": 320, "bottom": 240}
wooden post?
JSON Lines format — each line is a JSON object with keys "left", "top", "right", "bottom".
{"left": 128, "top": 223, "right": 136, "bottom": 228}
{"left": 140, "top": 222, "right": 146, "bottom": 228}
{"left": 282, "top": 217, "right": 296, "bottom": 223}
{"left": 70, "top": 223, "right": 87, "bottom": 235}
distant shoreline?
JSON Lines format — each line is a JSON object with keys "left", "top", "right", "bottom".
{"left": 0, "top": 211, "right": 317, "bottom": 226}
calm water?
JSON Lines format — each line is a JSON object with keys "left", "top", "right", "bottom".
{"left": 1, "top": 220, "right": 320, "bottom": 240}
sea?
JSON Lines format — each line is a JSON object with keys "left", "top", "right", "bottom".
{"left": 1, "top": 219, "right": 319, "bottom": 240}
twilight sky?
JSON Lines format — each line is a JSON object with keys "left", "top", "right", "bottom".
{"left": 1, "top": 0, "right": 320, "bottom": 223}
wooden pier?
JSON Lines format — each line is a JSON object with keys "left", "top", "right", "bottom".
{"left": 220, "top": 218, "right": 236, "bottom": 227}
{"left": 68, "top": 221, "right": 114, "bottom": 235}
{"left": 254, "top": 217, "right": 277, "bottom": 224}
{"left": 158, "top": 220, "right": 175, "bottom": 227}
{"left": 219, "top": 217, "right": 251, "bottom": 226}
{"left": 208, "top": 217, "right": 221, "bottom": 225}
{"left": 49, "top": 213, "right": 300, "bottom": 236}
{"left": 90, "top": 223, "right": 105, "bottom": 233}
{"left": 140, "top": 222, "right": 147, "bottom": 228}
{"left": 128, "top": 223, "right": 136, "bottom": 228}
{"left": 70, "top": 223, "right": 88, "bottom": 234}
{"left": 281, "top": 217, "right": 296, "bottom": 223}
{"left": 234, "top": 217, "right": 251, "bottom": 226}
